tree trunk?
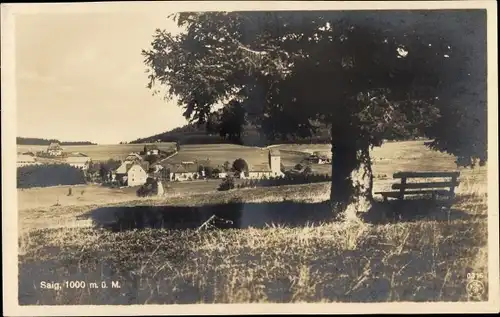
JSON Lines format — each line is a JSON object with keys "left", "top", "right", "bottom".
{"left": 330, "top": 139, "right": 374, "bottom": 221}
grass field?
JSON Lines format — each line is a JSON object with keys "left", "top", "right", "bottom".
{"left": 16, "top": 142, "right": 177, "bottom": 162}
{"left": 17, "top": 140, "right": 489, "bottom": 304}
{"left": 161, "top": 143, "right": 310, "bottom": 171}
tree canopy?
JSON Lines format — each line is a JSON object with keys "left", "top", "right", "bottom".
{"left": 143, "top": 10, "right": 487, "bottom": 214}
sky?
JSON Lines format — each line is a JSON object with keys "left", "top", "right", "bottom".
{"left": 15, "top": 11, "right": 187, "bottom": 144}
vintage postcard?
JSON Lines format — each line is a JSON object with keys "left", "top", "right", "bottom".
{"left": 2, "top": 1, "right": 499, "bottom": 315}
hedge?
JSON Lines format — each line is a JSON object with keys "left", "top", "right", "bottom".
{"left": 17, "top": 164, "right": 86, "bottom": 188}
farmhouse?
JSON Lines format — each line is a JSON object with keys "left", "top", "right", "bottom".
{"left": 169, "top": 163, "right": 200, "bottom": 181}
{"left": 17, "top": 154, "right": 40, "bottom": 167}
{"left": 47, "top": 142, "right": 63, "bottom": 156}
{"left": 114, "top": 161, "right": 149, "bottom": 186}
{"left": 64, "top": 156, "right": 91, "bottom": 171}
{"left": 144, "top": 144, "right": 159, "bottom": 156}
{"left": 308, "top": 151, "right": 331, "bottom": 164}
{"left": 239, "top": 149, "right": 284, "bottom": 179}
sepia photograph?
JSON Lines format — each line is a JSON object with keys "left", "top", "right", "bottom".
{"left": 2, "top": 1, "right": 499, "bottom": 315}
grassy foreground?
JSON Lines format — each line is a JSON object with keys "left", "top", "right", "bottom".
{"left": 18, "top": 185, "right": 488, "bottom": 304}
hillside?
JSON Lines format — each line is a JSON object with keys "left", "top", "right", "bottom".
{"left": 17, "top": 137, "right": 97, "bottom": 146}
{"left": 129, "top": 123, "right": 225, "bottom": 145}
{"left": 129, "top": 122, "right": 333, "bottom": 146}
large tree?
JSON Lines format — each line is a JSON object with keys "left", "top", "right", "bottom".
{"left": 143, "top": 10, "right": 487, "bottom": 217}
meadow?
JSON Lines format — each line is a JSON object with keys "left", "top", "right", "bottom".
{"left": 17, "top": 142, "right": 177, "bottom": 162}
{"left": 17, "top": 140, "right": 489, "bottom": 304}
{"left": 160, "top": 143, "right": 310, "bottom": 171}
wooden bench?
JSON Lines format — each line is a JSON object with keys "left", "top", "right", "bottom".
{"left": 375, "top": 171, "right": 460, "bottom": 202}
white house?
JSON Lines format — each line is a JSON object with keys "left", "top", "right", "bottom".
{"left": 17, "top": 154, "right": 40, "bottom": 167}
{"left": 127, "top": 164, "right": 149, "bottom": 186}
{"left": 239, "top": 149, "right": 284, "bottom": 179}
{"left": 114, "top": 162, "right": 149, "bottom": 186}
{"left": 47, "top": 142, "right": 63, "bottom": 156}
{"left": 64, "top": 156, "right": 91, "bottom": 171}
{"left": 216, "top": 172, "right": 228, "bottom": 179}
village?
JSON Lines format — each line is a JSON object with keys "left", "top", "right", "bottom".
{"left": 17, "top": 142, "right": 332, "bottom": 191}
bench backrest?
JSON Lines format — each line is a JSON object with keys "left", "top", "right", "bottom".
{"left": 391, "top": 171, "right": 460, "bottom": 193}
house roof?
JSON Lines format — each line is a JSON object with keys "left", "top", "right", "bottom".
{"left": 47, "top": 143, "right": 62, "bottom": 150}
{"left": 169, "top": 163, "right": 199, "bottom": 174}
{"left": 313, "top": 151, "right": 331, "bottom": 158}
{"left": 70, "top": 152, "right": 88, "bottom": 157}
{"left": 125, "top": 153, "right": 143, "bottom": 161}
{"left": 269, "top": 149, "right": 280, "bottom": 157}
{"left": 248, "top": 162, "right": 272, "bottom": 172}
{"left": 65, "top": 156, "right": 91, "bottom": 163}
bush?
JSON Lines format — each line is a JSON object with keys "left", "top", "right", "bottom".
{"left": 204, "top": 166, "right": 214, "bottom": 178}
{"left": 218, "top": 176, "right": 235, "bottom": 191}
{"left": 144, "top": 155, "right": 158, "bottom": 165}
{"left": 232, "top": 158, "right": 248, "bottom": 173}
{"left": 17, "top": 164, "right": 86, "bottom": 188}
{"left": 136, "top": 177, "right": 158, "bottom": 197}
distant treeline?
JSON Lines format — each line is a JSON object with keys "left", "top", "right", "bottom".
{"left": 17, "top": 164, "right": 86, "bottom": 188}
{"left": 129, "top": 123, "right": 210, "bottom": 144}
{"left": 17, "top": 137, "right": 97, "bottom": 146}
{"left": 130, "top": 122, "right": 422, "bottom": 146}
{"left": 130, "top": 123, "right": 331, "bottom": 146}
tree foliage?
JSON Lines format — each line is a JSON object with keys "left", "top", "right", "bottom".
{"left": 143, "top": 10, "right": 487, "bottom": 211}
{"left": 17, "top": 137, "right": 96, "bottom": 145}
{"left": 17, "top": 164, "right": 86, "bottom": 188}
{"left": 232, "top": 158, "right": 249, "bottom": 173}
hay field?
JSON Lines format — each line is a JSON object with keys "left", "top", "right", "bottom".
{"left": 17, "top": 140, "right": 489, "bottom": 304}
{"left": 16, "top": 142, "right": 177, "bottom": 162}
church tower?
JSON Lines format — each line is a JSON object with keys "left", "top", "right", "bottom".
{"left": 269, "top": 149, "right": 281, "bottom": 175}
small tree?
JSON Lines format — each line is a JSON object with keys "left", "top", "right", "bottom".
{"left": 161, "top": 167, "right": 170, "bottom": 181}
{"left": 222, "top": 161, "right": 231, "bottom": 172}
{"left": 232, "top": 158, "right": 249, "bottom": 173}
{"left": 212, "top": 167, "right": 221, "bottom": 178}
{"left": 204, "top": 166, "right": 214, "bottom": 178}
{"left": 303, "top": 166, "right": 313, "bottom": 176}
{"left": 144, "top": 155, "right": 158, "bottom": 165}
{"left": 218, "top": 175, "right": 235, "bottom": 191}
{"left": 136, "top": 177, "right": 158, "bottom": 197}
{"left": 198, "top": 165, "right": 205, "bottom": 177}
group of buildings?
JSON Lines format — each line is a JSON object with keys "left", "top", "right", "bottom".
{"left": 17, "top": 142, "right": 92, "bottom": 170}
{"left": 110, "top": 147, "right": 286, "bottom": 187}
{"left": 17, "top": 141, "right": 304, "bottom": 188}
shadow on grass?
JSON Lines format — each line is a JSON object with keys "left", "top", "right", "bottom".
{"left": 359, "top": 197, "right": 487, "bottom": 224}
{"left": 79, "top": 200, "right": 335, "bottom": 231}
{"left": 19, "top": 194, "right": 488, "bottom": 305}
{"left": 78, "top": 196, "right": 487, "bottom": 231}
